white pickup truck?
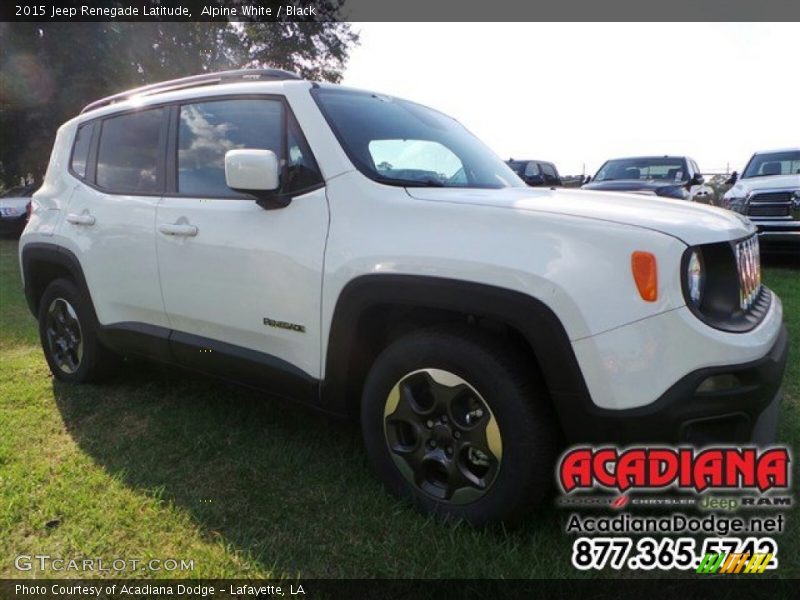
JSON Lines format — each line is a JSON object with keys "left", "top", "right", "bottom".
{"left": 723, "top": 148, "right": 800, "bottom": 252}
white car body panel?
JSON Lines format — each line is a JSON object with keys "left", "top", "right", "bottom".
{"left": 154, "top": 188, "right": 328, "bottom": 377}
{"left": 574, "top": 294, "right": 784, "bottom": 410}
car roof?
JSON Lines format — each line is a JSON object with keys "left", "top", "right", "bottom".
{"left": 605, "top": 156, "right": 689, "bottom": 160}
{"left": 753, "top": 147, "right": 800, "bottom": 155}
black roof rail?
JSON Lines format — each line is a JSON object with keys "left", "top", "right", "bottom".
{"left": 80, "top": 68, "right": 302, "bottom": 114}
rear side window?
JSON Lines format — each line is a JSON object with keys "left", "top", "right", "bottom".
{"left": 96, "top": 108, "right": 166, "bottom": 194}
{"left": 541, "top": 163, "right": 557, "bottom": 177}
{"left": 70, "top": 123, "right": 93, "bottom": 179}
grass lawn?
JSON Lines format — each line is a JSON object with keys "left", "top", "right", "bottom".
{"left": 0, "top": 237, "right": 797, "bottom": 579}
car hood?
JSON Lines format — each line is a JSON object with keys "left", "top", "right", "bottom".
{"left": 724, "top": 174, "right": 800, "bottom": 197}
{"left": 406, "top": 186, "right": 754, "bottom": 246}
{"left": 581, "top": 179, "right": 686, "bottom": 193}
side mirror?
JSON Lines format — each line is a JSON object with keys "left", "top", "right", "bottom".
{"left": 691, "top": 173, "right": 705, "bottom": 186}
{"left": 583, "top": 175, "right": 592, "bottom": 184}
{"left": 225, "top": 149, "right": 288, "bottom": 209}
{"left": 725, "top": 171, "right": 738, "bottom": 185}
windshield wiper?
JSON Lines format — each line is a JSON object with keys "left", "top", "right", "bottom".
{"left": 374, "top": 175, "right": 445, "bottom": 187}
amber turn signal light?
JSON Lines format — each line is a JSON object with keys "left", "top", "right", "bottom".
{"left": 631, "top": 251, "right": 658, "bottom": 302}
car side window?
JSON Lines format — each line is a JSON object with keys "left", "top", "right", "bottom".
{"left": 540, "top": 163, "right": 557, "bottom": 178}
{"left": 96, "top": 108, "right": 166, "bottom": 194}
{"left": 178, "top": 99, "right": 284, "bottom": 198}
{"left": 285, "top": 112, "right": 323, "bottom": 194}
{"left": 70, "top": 122, "right": 94, "bottom": 179}
{"left": 523, "top": 162, "right": 540, "bottom": 177}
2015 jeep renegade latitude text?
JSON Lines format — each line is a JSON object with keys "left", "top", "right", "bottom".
{"left": 20, "top": 70, "right": 789, "bottom": 524}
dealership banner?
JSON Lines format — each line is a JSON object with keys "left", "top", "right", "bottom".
{"left": 3, "top": 0, "right": 800, "bottom": 22}
{"left": 2, "top": 579, "right": 799, "bottom": 598}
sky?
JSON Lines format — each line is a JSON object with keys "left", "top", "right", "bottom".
{"left": 340, "top": 23, "right": 799, "bottom": 176}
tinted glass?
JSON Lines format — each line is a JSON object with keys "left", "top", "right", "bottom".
{"left": 540, "top": 163, "right": 557, "bottom": 177}
{"left": 523, "top": 162, "right": 541, "bottom": 177}
{"left": 96, "top": 109, "right": 165, "bottom": 193}
{"left": 285, "top": 112, "right": 323, "bottom": 194}
{"left": 178, "top": 99, "right": 284, "bottom": 197}
{"left": 742, "top": 151, "right": 800, "bottom": 178}
{"left": 313, "top": 88, "right": 523, "bottom": 189}
{"left": 70, "top": 123, "right": 93, "bottom": 179}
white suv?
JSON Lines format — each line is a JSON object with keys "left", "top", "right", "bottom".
{"left": 19, "top": 70, "right": 788, "bottom": 523}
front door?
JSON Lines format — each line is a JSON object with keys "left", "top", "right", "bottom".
{"left": 155, "top": 97, "right": 328, "bottom": 390}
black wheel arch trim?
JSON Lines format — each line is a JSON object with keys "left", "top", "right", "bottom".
{"left": 322, "top": 274, "right": 593, "bottom": 434}
{"left": 20, "top": 242, "right": 98, "bottom": 322}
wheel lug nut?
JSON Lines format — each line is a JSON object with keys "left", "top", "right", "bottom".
{"left": 426, "top": 420, "right": 434, "bottom": 428}
{"left": 454, "top": 431, "right": 461, "bottom": 439}
{"left": 441, "top": 415, "right": 448, "bottom": 423}
{"left": 429, "top": 440, "right": 437, "bottom": 449}
{"left": 446, "top": 446, "right": 453, "bottom": 457}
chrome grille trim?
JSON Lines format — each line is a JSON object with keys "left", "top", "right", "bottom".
{"left": 735, "top": 236, "right": 761, "bottom": 311}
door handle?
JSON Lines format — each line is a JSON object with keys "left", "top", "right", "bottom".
{"left": 66, "top": 213, "right": 95, "bottom": 226}
{"left": 158, "top": 223, "right": 198, "bottom": 237}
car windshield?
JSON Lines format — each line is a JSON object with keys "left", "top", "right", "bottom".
{"left": 593, "top": 158, "right": 688, "bottom": 182}
{"left": 742, "top": 151, "right": 800, "bottom": 178}
{"left": 312, "top": 88, "right": 524, "bottom": 189}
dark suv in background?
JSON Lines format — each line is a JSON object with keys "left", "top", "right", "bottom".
{"left": 582, "top": 155, "right": 713, "bottom": 202}
{"left": 508, "top": 159, "right": 562, "bottom": 187}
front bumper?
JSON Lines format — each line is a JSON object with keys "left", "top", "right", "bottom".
{"left": 753, "top": 223, "right": 800, "bottom": 253}
{"left": 564, "top": 324, "right": 788, "bottom": 444}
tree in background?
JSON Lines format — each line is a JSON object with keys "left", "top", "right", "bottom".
{"left": 0, "top": 19, "right": 358, "bottom": 187}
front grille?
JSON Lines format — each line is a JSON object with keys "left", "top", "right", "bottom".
{"left": 748, "top": 205, "right": 790, "bottom": 217}
{"left": 749, "top": 192, "right": 792, "bottom": 203}
{"left": 734, "top": 236, "right": 762, "bottom": 311}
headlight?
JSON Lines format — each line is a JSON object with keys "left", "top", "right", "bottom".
{"left": 686, "top": 249, "right": 704, "bottom": 306}
{"left": 724, "top": 192, "right": 750, "bottom": 212}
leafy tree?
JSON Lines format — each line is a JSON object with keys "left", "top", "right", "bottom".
{"left": 0, "top": 17, "right": 358, "bottom": 187}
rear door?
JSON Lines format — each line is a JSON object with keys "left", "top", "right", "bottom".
{"left": 154, "top": 96, "right": 328, "bottom": 388}
{"left": 62, "top": 108, "right": 169, "bottom": 331}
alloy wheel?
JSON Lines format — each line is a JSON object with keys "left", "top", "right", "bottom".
{"left": 45, "top": 297, "right": 84, "bottom": 374}
{"left": 383, "top": 368, "right": 502, "bottom": 504}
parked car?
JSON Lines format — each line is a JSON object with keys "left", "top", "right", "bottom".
{"left": 0, "top": 183, "right": 34, "bottom": 236}
{"left": 582, "top": 155, "right": 715, "bottom": 202}
{"left": 507, "top": 159, "right": 562, "bottom": 186}
{"left": 20, "top": 70, "right": 787, "bottom": 524}
{"left": 722, "top": 148, "right": 800, "bottom": 251}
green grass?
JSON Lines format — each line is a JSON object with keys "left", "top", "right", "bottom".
{"left": 0, "top": 238, "right": 797, "bottom": 579}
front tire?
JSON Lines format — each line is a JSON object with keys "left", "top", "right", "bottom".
{"left": 361, "top": 326, "right": 558, "bottom": 525}
{"left": 38, "top": 278, "right": 115, "bottom": 383}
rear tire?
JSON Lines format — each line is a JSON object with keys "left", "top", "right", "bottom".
{"left": 361, "top": 326, "right": 558, "bottom": 525}
{"left": 38, "top": 278, "right": 115, "bottom": 383}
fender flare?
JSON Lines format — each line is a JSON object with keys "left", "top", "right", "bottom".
{"left": 322, "top": 274, "right": 592, "bottom": 430}
{"left": 20, "top": 242, "right": 96, "bottom": 321}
